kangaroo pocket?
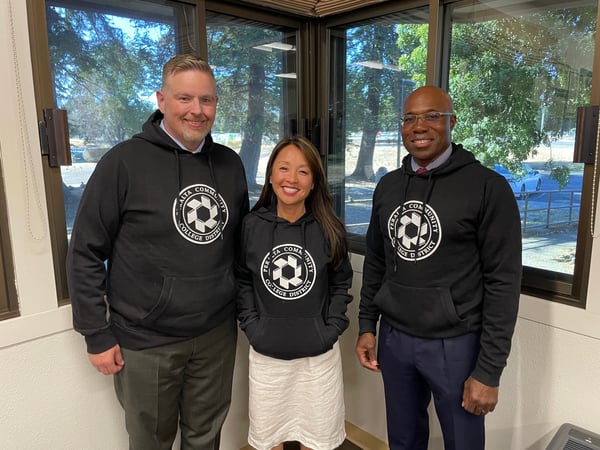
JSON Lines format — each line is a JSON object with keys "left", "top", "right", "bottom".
{"left": 374, "top": 280, "right": 468, "bottom": 337}
{"left": 249, "top": 316, "right": 333, "bottom": 360}
{"left": 141, "top": 268, "right": 236, "bottom": 335}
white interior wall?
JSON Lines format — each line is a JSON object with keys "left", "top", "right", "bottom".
{"left": 340, "top": 256, "right": 600, "bottom": 450}
{"left": 2, "top": 1, "right": 600, "bottom": 449}
{"left": 0, "top": 1, "right": 247, "bottom": 448}
{"left": 1, "top": 321, "right": 250, "bottom": 450}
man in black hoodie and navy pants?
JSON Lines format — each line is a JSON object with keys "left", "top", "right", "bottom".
{"left": 67, "top": 55, "right": 249, "bottom": 449}
{"left": 355, "top": 86, "right": 521, "bottom": 450}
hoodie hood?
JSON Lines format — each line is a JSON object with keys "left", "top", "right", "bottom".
{"left": 131, "top": 110, "right": 223, "bottom": 235}
{"left": 390, "top": 143, "right": 479, "bottom": 266}
{"left": 252, "top": 203, "right": 313, "bottom": 227}
{"left": 253, "top": 204, "right": 313, "bottom": 262}
{"left": 132, "top": 109, "right": 217, "bottom": 155}
{"left": 401, "top": 143, "right": 478, "bottom": 176}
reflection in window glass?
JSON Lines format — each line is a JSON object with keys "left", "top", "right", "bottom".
{"left": 448, "top": 1, "right": 596, "bottom": 276}
{"left": 47, "top": 0, "right": 195, "bottom": 237}
{"left": 206, "top": 13, "right": 298, "bottom": 206}
{"left": 329, "top": 8, "right": 429, "bottom": 237}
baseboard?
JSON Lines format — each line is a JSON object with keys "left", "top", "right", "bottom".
{"left": 344, "top": 421, "right": 389, "bottom": 450}
{"left": 238, "top": 421, "right": 388, "bottom": 450}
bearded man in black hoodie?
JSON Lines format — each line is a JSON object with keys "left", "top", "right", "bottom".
{"left": 356, "top": 86, "right": 521, "bottom": 450}
{"left": 67, "top": 54, "right": 249, "bottom": 449}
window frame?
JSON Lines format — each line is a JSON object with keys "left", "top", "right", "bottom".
{"left": 205, "top": 0, "right": 319, "bottom": 147}
{"left": 325, "top": 0, "right": 600, "bottom": 307}
{"left": 24, "top": 0, "right": 600, "bottom": 310}
{"left": 27, "top": 0, "right": 308, "bottom": 306}
{"left": 27, "top": 0, "right": 70, "bottom": 303}
{"left": 27, "top": 0, "right": 207, "bottom": 304}
{"left": 438, "top": 0, "right": 599, "bottom": 308}
{"left": 0, "top": 165, "right": 19, "bottom": 320}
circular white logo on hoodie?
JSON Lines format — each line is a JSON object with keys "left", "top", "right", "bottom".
{"left": 388, "top": 200, "right": 441, "bottom": 261}
{"left": 261, "top": 244, "right": 315, "bottom": 300}
{"left": 173, "top": 184, "right": 228, "bottom": 244}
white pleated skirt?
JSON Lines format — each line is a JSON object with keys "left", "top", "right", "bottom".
{"left": 247, "top": 342, "right": 346, "bottom": 450}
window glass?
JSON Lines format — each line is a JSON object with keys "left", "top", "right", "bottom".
{"left": 328, "top": 7, "right": 429, "bottom": 239}
{"left": 448, "top": 0, "right": 596, "bottom": 278}
{"left": 46, "top": 0, "right": 196, "bottom": 238}
{"left": 206, "top": 12, "right": 298, "bottom": 206}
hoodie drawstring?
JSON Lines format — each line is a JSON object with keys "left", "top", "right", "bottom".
{"left": 173, "top": 143, "right": 224, "bottom": 241}
{"left": 392, "top": 169, "right": 436, "bottom": 270}
{"left": 174, "top": 150, "right": 183, "bottom": 224}
{"left": 413, "top": 170, "right": 435, "bottom": 264}
{"left": 207, "top": 153, "right": 224, "bottom": 240}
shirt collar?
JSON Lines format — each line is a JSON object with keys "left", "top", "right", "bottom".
{"left": 160, "top": 120, "right": 204, "bottom": 153}
{"left": 411, "top": 144, "right": 452, "bottom": 172}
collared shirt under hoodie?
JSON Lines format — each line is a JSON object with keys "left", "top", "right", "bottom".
{"left": 359, "top": 143, "right": 522, "bottom": 386}
{"left": 237, "top": 205, "right": 353, "bottom": 360}
{"left": 67, "top": 109, "right": 249, "bottom": 354}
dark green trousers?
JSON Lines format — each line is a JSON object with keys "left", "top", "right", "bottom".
{"left": 114, "top": 318, "right": 237, "bottom": 450}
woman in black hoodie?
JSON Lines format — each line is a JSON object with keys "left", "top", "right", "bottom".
{"left": 237, "top": 136, "right": 353, "bottom": 450}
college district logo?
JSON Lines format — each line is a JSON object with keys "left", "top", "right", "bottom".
{"left": 172, "top": 184, "right": 228, "bottom": 244}
{"left": 387, "top": 200, "right": 441, "bottom": 261}
{"left": 261, "top": 244, "right": 316, "bottom": 300}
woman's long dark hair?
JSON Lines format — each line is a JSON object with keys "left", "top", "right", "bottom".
{"left": 253, "top": 136, "right": 349, "bottom": 266}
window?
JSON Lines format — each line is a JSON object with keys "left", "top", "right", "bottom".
{"left": 0, "top": 170, "right": 18, "bottom": 320}
{"left": 446, "top": 0, "right": 598, "bottom": 304}
{"left": 47, "top": 0, "right": 197, "bottom": 237}
{"left": 205, "top": 9, "right": 299, "bottom": 206}
{"left": 26, "top": 0, "right": 600, "bottom": 307}
{"left": 28, "top": 0, "right": 200, "bottom": 301}
{"left": 328, "top": 0, "right": 599, "bottom": 305}
{"left": 328, "top": 6, "right": 429, "bottom": 247}
{"left": 28, "top": 0, "right": 301, "bottom": 302}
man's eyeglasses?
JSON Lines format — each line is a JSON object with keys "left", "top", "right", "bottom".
{"left": 400, "top": 112, "right": 453, "bottom": 127}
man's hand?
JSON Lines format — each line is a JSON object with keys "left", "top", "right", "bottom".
{"left": 355, "top": 332, "right": 380, "bottom": 372}
{"left": 462, "top": 376, "right": 498, "bottom": 416}
{"left": 88, "top": 344, "right": 125, "bottom": 375}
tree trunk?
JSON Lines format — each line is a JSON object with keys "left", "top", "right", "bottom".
{"left": 239, "top": 63, "right": 266, "bottom": 187}
{"left": 350, "top": 72, "right": 382, "bottom": 180}
{"left": 350, "top": 25, "right": 387, "bottom": 181}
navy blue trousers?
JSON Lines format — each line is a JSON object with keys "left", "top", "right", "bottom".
{"left": 378, "top": 319, "right": 485, "bottom": 450}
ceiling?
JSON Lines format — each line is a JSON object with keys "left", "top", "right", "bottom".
{"left": 238, "top": 0, "right": 595, "bottom": 19}
{"left": 238, "top": 0, "right": 390, "bottom": 17}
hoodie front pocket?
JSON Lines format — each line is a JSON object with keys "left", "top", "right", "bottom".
{"left": 249, "top": 316, "right": 331, "bottom": 359}
{"left": 374, "top": 279, "right": 467, "bottom": 337}
{"left": 142, "top": 267, "right": 236, "bottom": 333}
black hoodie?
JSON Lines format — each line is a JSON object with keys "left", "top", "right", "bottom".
{"left": 67, "top": 110, "right": 249, "bottom": 354}
{"left": 359, "top": 144, "right": 522, "bottom": 386}
{"left": 237, "top": 206, "right": 353, "bottom": 360}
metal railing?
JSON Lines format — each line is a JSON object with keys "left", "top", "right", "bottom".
{"left": 342, "top": 188, "right": 582, "bottom": 234}
{"left": 518, "top": 190, "right": 581, "bottom": 231}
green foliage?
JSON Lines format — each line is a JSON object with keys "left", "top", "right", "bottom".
{"left": 388, "top": 6, "right": 595, "bottom": 181}
{"left": 47, "top": 7, "right": 175, "bottom": 145}
{"left": 449, "top": 20, "right": 545, "bottom": 167}
{"left": 545, "top": 160, "right": 571, "bottom": 190}
{"left": 345, "top": 22, "right": 425, "bottom": 179}
{"left": 397, "top": 24, "right": 427, "bottom": 88}
{"left": 345, "top": 24, "right": 407, "bottom": 133}
{"left": 206, "top": 23, "right": 292, "bottom": 185}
